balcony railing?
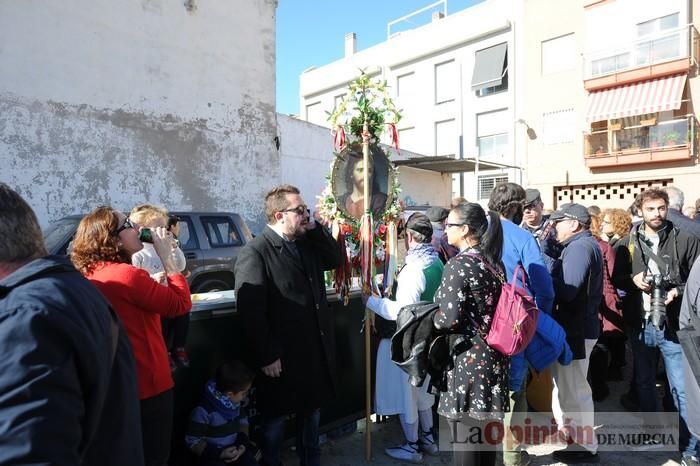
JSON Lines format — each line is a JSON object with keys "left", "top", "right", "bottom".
{"left": 584, "top": 25, "right": 699, "bottom": 81}
{"left": 583, "top": 115, "right": 696, "bottom": 168}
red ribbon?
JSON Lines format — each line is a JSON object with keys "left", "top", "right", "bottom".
{"left": 388, "top": 123, "right": 400, "bottom": 155}
{"left": 333, "top": 125, "right": 346, "bottom": 153}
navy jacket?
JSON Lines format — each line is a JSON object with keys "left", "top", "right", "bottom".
{"left": 549, "top": 231, "right": 603, "bottom": 359}
{"left": 0, "top": 256, "right": 144, "bottom": 466}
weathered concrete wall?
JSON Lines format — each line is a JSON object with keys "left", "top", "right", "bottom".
{"left": 277, "top": 114, "right": 452, "bottom": 210}
{"left": 0, "top": 0, "right": 279, "bottom": 231}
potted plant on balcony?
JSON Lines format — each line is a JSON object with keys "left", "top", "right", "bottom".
{"left": 663, "top": 131, "right": 681, "bottom": 147}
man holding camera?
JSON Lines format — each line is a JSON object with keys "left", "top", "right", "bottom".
{"left": 613, "top": 188, "right": 700, "bottom": 464}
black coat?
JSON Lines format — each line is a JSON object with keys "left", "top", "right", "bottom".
{"left": 234, "top": 225, "right": 341, "bottom": 416}
{"left": 0, "top": 256, "right": 144, "bottom": 466}
{"left": 613, "top": 220, "right": 700, "bottom": 341}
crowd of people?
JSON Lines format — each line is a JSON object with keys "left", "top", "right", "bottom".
{"left": 2, "top": 179, "right": 700, "bottom": 466}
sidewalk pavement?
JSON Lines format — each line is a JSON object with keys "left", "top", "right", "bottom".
{"left": 281, "top": 364, "right": 685, "bottom": 465}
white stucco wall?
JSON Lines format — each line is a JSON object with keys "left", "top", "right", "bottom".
{"left": 0, "top": 0, "right": 279, "bottom": 231}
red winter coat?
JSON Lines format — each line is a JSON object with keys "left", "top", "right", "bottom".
{"left": 596, "top": 239, "right": 624, "bottom": 335}
{"left": 88, "top": 262, "right": 191, "bottom": 399}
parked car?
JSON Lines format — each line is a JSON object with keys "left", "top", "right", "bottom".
{"left": 42, "top": 211, "right": 252, "bottom": 293}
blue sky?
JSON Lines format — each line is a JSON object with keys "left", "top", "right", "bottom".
{"left": 276, "top": 0, "right": 482, "bottom": 116}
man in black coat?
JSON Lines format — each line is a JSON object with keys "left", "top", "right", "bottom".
{"left": 0, "top": 183, "right": 144, "bottom": 466}
{"left": 235, "top": 184, "right": 340, "bottom": 466}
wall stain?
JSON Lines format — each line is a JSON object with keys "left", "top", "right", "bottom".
{"left": 0, "top": 94, "right": 279, "bottom": 231}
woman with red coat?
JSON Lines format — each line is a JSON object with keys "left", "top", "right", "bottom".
{"left": 71, "top": 206, "right": 192, "bottom": 466}
{"left": 587, "top": 213, "right": 625, "bottom": 401}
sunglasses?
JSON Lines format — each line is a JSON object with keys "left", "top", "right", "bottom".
{"left": 445, "top": 222, "right": 465, "bottom": 229}
{"left": 115, "top": 217, "right": 135, "bottom": 235}
{"left": 281, "top": 204, "right": 308, "bottom": 216}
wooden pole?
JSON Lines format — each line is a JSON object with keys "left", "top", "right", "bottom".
{"left": 362, "top": 117, "right": 372, "bottom": 463}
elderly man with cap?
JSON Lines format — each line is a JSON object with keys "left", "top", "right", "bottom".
{"left": 362, "top": 213, "right": 444, "bottom": 463}
{"left": 521, "top": 189, "right": 550, "bottom": 242}
{"left": 546, "top": 203, "right": 603, "bottom": 463}
{"left": 426, "top": 206, "right": 459, "bottom": 264}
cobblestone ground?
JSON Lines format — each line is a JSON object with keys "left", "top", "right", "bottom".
{"left": 281, "top": 359, "right": 686, "bottom": 465}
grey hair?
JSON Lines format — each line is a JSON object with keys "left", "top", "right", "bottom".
{"left": 0, "top": 183, "right": 47, "bottom": 263}
{"left": 663, "top": 186, "right": 684, "bottom": 210}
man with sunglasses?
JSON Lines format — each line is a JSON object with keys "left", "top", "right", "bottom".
{"left": 235, "top": 184, "right": 340, "bottom": 466}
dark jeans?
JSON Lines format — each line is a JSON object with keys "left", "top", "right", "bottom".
{"left": 161, "top": 314, "right": 190, "bottom": 350}
{"left": 630, "top": 323, "right": 698, "bottom": 456}
{"left": 446, "top": 417, "right": 497, "bottom": 466}
{"left": 141, "top": 389, "right": 174, "bottom": 466}
{"left": 260, "top": 408, "right": 320, "bottom": 466}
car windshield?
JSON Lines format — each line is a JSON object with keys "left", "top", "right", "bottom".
{"left": 43, "top": 218, "right": 80, "bottom": 255}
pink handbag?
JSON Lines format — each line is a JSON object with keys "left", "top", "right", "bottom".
{"left": 469, "top": 254, "right": 540, "bottom": 356}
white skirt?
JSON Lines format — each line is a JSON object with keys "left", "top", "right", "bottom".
{"left": 375, "top": 338, "right": 435, "bottom": 424}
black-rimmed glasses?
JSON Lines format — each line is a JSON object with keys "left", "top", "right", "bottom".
{"left": 115, "top": 217, "right": 135, "bottom": 235}
{"left": 281, "top": 205, "right": 308, "bottom": 216}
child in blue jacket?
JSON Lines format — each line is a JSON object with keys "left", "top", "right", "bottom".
{"left": 186, "top": 361, "right": 260, "bottom": 466}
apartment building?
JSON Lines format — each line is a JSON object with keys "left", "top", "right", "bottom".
{"left": 301, "top": 0, "right": 700, "bottom": 211}
{"left": 524, "top": 0, "right": 700, "bottom": 209}
{"left": 299, "top": 0, "right": 526, "bottom": 202}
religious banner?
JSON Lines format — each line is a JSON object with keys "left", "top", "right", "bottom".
{"left": 318, "top": 71, "right": 403, "bottom": 302}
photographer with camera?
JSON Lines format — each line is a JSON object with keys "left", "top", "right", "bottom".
{"left": 613, "top": 188, "right": 700, "bottom": 464}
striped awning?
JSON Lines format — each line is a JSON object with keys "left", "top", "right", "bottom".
{"left": 585, "top": 74, "right": 687, "bottom": 123}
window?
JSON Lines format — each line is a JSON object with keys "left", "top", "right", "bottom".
{"left": 397, "top": 72, "right": 416, "bottom": 98}
{"left": 435, "top": 60, "right": 456, "bottom": 104}
{"left": 636, "top": 13, "right": 680, "bottom": 66}
{"left": 591, "top": 52, "right": 631, "bottom": 76}
{"left": 472, "top": 43, "right": 508, "bottom": 94}
{"left": 333, "top": 94, "right": 346, "bottom": 110}
{"left": 305, "top": 101, "right": 324, "bottom": 125}
{"left": 201, "top": 216, "right": 242, "bottom": 248}
{"left": 542, "top": 109, "right": 575, "bottom": 145}
{"left": 477, "top": 110, "right": 508, "bottom": 159}
{"left": 397, "top": 72, "right": 416, "bottom": 120}
{"left": 637, "top": 13, "right": 679, "bottom": 37}
{"left": 478, "top": 175, "right": 509, "bottom": 200}
{"left": 435, "top": 119, "right": 456, "bottom": 156}
{"left": 542, "top": 33, "right": 576, "bottom": 75}
{"left": 476, "top": 70, "right": 508, "bottom": 97}
{"left": 176, "top": 216, "right": 199, "bottom": 251}
{"left": 398, "top": 126, "right": 417, "bottom": 152}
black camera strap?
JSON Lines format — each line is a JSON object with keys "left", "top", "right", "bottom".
{"left": 636, "top": 229, "right": 676, "bottom": 277}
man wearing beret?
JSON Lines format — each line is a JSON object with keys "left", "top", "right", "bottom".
{"left": 426, "top": 206, "right": 458, "bottom": 264}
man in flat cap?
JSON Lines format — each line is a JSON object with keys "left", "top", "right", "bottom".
{"left": 546, "top": 203, "right": 603, "bottom": 463}
{"left": 362, "top": 213, "right": 444, "bottom": 463}
{"left": 521, "top": 189, "right": 550, "bottom": 242}
{"left": 426, "top": 206, "right": 458, "bottom": 264}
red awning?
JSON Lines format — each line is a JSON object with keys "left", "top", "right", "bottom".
{"left": 585, "top": 74, "right": 687, "bottom": 123}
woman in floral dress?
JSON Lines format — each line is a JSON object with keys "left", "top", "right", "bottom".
{"left": 433, "top": 202, "right": 509, "bottom": 466}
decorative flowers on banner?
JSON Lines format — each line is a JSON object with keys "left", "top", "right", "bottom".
{"left": 318, "top": 71, "right": 403, "bottom": 302}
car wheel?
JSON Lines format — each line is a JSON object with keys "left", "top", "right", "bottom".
{"left": 192, "top": 279, "right": 232, "bottom": 293}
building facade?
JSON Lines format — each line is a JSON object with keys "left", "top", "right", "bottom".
{"left": 523, "top": 0, "right": 699, "bottom": 210}
{"left": 302, "top": 0, "right": 700, "bottom": 211}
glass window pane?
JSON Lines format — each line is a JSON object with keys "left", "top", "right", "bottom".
{"left": 435, "top": 60, "right": 456, "bottom": 104}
